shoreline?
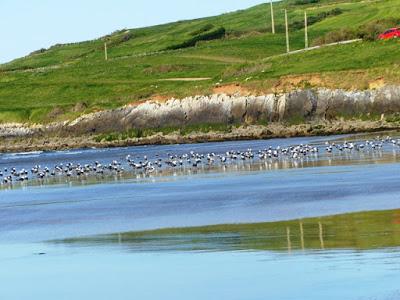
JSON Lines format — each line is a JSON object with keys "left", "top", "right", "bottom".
{"left": 2, "top": 85, "right": 400, "bottom": 153}
{"left": 1, "top": 121, "right": 399, "bottom": 153}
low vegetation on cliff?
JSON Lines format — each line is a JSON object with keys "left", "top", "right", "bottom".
{"left": 0, "top": 0, "right": 399, "bottom": 124}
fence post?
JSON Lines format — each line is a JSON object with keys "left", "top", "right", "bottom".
{"left": 305, "top": 11, "right": 309, "bottom": 49}
{"left": 270, "top": 0, "right": 275, "bottom": 34}
{"left": 104, "top": 42, "right": 108, "bottom": 61}
{"left": 285, "top": 9, "right": 290, "bottom": 53}
{"left": 299, "top": 221, "right": 305, "bottom": 250}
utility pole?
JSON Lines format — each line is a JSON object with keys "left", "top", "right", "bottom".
{"left": 299, "top": 222, "right": 305, "bottom": 251}
{"left": 286, "top": 227, "right": 292, "bottom": 253}
{"left": 104, "top": 42, "right": 108, "bottom": 61}
{"left": 270, "top": 0, "right": 275, "bottom": 34}
{"left": 318, "top": 222, "right": 325, "bottom": 250}
{"left": 285, "top": 9, "right": 290, "bottom": 53}
{"left": 304, "top": 11, "right": 309, "bottom": 49}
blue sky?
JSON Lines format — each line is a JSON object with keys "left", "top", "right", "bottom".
{"left": 0, "top": 0, "right": 264, "bottom": 63}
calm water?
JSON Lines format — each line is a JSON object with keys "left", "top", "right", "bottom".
{"left": 1, "top": 133, "right": 400, "bottom": 300}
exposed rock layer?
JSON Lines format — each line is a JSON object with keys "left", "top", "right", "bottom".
{"left": 1, "top": 86, "right": 400, "bottom": 141}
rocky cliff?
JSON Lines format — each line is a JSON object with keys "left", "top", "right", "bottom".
{"left": 1, "top": 86, "right": 400, "bottom": 138}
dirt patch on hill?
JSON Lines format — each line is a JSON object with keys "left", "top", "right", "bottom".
{"left": 269, "top": 71, "right": 392, "bottom": 93}
{"left": 126, "top": 95, "right": 173, "bottom": 106}
{"left": 369, "top": 78, "right": 386, "bottom": 90}
{"left": 149, "top": 95, "right": 173, "bottom": 103}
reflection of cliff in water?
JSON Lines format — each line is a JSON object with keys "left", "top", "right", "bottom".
{"left": 56, "top": 209, "right": 400, "bottom": 253}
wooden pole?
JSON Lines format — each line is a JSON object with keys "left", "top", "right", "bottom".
{"left": 286, "top": 226, "right": 292, "bottom": 253}
{"left": 285, "top": 9, "right": 290, "bottom": 53}
{"left": 318, "top": 222, "right": 325, "bottom": 250}
{"left": 104, "top": 42, "right": 108, "bottom": 61}
{"left": 299, "top": 222, "right": 305, "bottom": 250}
{"left": 270, "top": 0, "right": 275, "bottom": 34}
{"left": 118, "top": 233, "right": 122, "bottom": 245}
{"left": 304, "top": 11, "right": 309, "bottom": 49}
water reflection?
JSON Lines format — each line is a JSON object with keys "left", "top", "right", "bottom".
{"left": 55, "top": 209, "right": 400, "bottom": 253}
{"left": 2, "top": 148, "right": 400, "bottom": 191}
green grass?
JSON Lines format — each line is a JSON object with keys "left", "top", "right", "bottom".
{"left": 1, "top": 0, "right": 400, "bottom": 124}
{"left": 229, "top": 40, "right": 400, "bottom": 81}
{"left": 94, "top": 123, "right": 236, "bottom": 142}
{"left": 386, "top": 113, "right": 400, "bottom": 123}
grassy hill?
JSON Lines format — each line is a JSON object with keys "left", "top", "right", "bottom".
{"left": 0, "top": 0, "right": 399, "bottom": 124}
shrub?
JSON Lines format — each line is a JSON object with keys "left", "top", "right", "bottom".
{"left": 294, "top": 0, "right": 320, "bottom": 5}
{"left": 121, "top": 32, "right": 134, "bottom": 42}
{"left": 313, "top": 28, "right": 356, "bottom": 45}
{"left": 226, "top": 30, "right": 264, "bottom": 39}
{"left": 358, "top": 18, "right": 400, "bottom": 41}
{"left": 29, "top": 48, "right": 47, "bottom": 55}
{"left": 93, "top": 124, "right": 234, "bottom": 143}
{"left": 290, "top": 8, "right": 343, "bottom": 30}
{"left": 189, "top": 24, "right": 215, "bottom": 36}
{"left": 386, "top": 113, "right": 400, "bottom": 123}
{"left": 313, "top": 18, "right": 400, "bottom": 46}
{"left": 165, "top": 27, "right": 226, "bottom": 50}
{"left": 106, "top": 31, "right": 134, "bottom": 47}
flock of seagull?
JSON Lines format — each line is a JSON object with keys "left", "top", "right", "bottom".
{"left": 1, "top": 135, "right": 399, "bottom": 186}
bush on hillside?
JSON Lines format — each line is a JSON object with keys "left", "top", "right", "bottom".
{"left": 165, "top": 27, "right": 226, "bottom": 50}
{"left": 313, "top": 28, "right": 356, "bottom": 46}
{"left": 121, "top": 32, "right": 134, "bottom": 42}
{"left": 291, "top": 8, "right": 343, "bottom": 30}
{"left": 294, "top": 0, "right": 320, "bottom": 5}
{"left": 358, "top": 18, "right": 400, "bottom": 41}
{"left": 101, "top": 31, "right": 134, "bottom": 50}
{"left": 189, "top": 24, "right": 215, "bottom": 36}
{"left": 225, "top": 30, "right": 264, "bottom": 39}
{"left": 30, "top": 48, "right": 47, "bottom": 55}
{"left": 312, "top": 18, "right": 400, "bottom": 45}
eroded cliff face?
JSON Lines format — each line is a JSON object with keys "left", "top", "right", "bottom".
{"left": 1, "top": 86, "right": 400, "bottom": 138}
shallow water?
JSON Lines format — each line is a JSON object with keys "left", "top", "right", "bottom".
{"left": 2, "top": 243, "right": 400, "bottom": 300}
{"left": 1, "top": 133, "right": 400, "bottom": 300}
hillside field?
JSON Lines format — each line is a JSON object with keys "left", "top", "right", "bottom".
{"left": 0, "top": 0, "right": 399, "bottom": 124}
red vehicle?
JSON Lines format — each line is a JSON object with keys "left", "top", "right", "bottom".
{"left": 378, "top": 28, "right": 400, "bottom": 40}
